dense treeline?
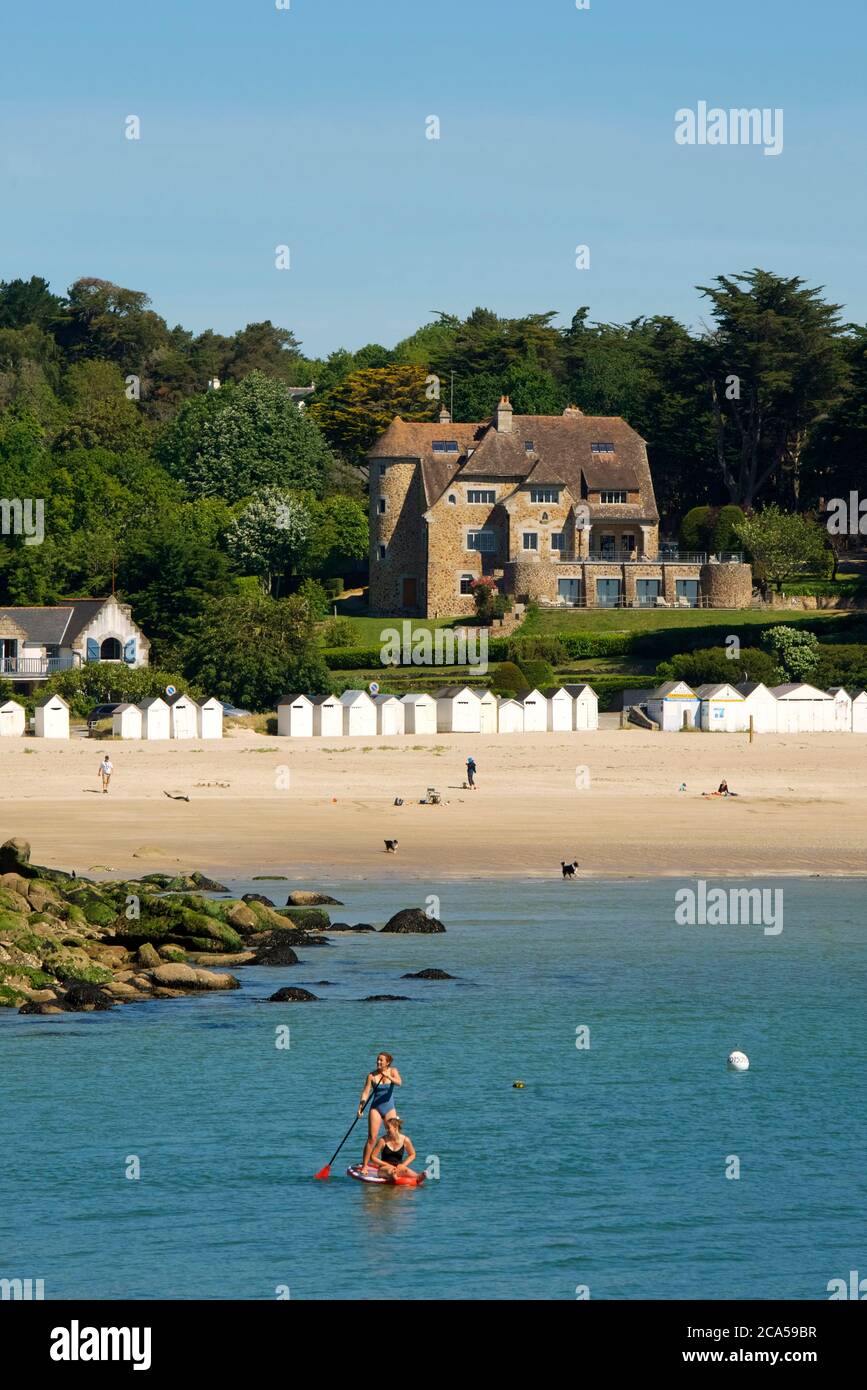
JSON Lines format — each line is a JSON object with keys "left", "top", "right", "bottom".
{"left": 0, "top": 269, "right": 864, "bottom": 702}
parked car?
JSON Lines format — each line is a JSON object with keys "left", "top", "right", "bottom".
{"left": 86, "top": 703, "right": 121, "bottom": 730}
{"left": 221, "top": 702, "right": 251, "bottom": 718}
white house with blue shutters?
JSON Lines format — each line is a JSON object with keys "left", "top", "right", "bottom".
{"left": 0, "top": 596, "right": 149, "bottom": 692}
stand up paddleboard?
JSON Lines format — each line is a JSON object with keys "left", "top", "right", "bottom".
{"left": 346, "top": 1165, "right": 425, "bottom": 1187}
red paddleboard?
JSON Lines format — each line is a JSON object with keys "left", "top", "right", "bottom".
{"left": 346, "top": 1165, "right": 425, "bottom": 1187}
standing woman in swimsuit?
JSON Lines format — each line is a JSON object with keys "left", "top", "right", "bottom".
{"left": 359, "top": 1051, "right": 402, "bottom": 1173}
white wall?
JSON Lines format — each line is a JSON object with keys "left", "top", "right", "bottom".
{"left": 521, "top": 690, "right": 547, "bottom": 732}
{"left": 375, "top": 697, "right": 405, "bottom": 736}
{"left": 35, "top": 699, "right": 69, "bottom": 739}
{"left": 497, "top": 700, "right": 524, "bottom": 733}
{"left": 402, "top": 697, "right": 437, "bottom": 734}
{"left": 0, "top": 700, "right": 26, "bottom": 736}
{"left": 112, "top": 705, "right": 142, "bottom": 739}
{"left": 139, "top": 701, "right": 171, "bottom": 739}
{"left": 198, "top": 700, "right": 224, "bottom": 739}
{"left": 313, "top": 700, "right": 343, "bottom": 737}
{"left": 547, "top": 693, "right": 572, "bottom": 732}
{"left": 278, "top": 700, "right": 313, "bottom": 737}
{"left": 436, "top": 692, "right": 481, "bottom": 733}
{"left": 170, "top": 698, "right": 198, "bottom": 739}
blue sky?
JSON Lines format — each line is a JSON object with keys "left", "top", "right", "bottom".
{"left": 1, "top": 0, "right": 864, "bottom": 357}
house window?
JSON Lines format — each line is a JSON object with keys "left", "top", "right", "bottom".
{"left": 379, "top": 463, "right": 387, "bottom": 476}
{"left": 524, "top": 440, "right": 535, "bottom": 452}
{"left": 530, "top": 488, "right": 560, "bottom": 503}
{"left": 551, "top": 532, "right": 565, "bottom": 552}
{"left": 459, "top": 575, "right": 473, "bottom": 595}
{"left": 432, "top": 440, "right": 459, "bottom": 453}
{"left": 622, "top": 534, "right": 635, "bottom": 554}
{"left": 100, "top": 637, "right": 122, "bottom": 660}
{"left": 378, "top": 498, "right": 387, "bottom": 514}
{"left": 600, "top": 490, "right": 628, "bottom": 504}
{"left": 591, "top": 442, "right": 616, "bottom": 454}
{"left": 378, "top": 544, "right": 387, "bottom": 560}
{"left": 448, "top": 494, "right": 457, "bottom": 505}
{"left": 467, "top": 530, "right": 496, "bottom": 553}
{"left": 467, "top": 489, "right": 496, "bottom": 504}
{"left": 522, "top": 532, "right": 538, "bottom": 551}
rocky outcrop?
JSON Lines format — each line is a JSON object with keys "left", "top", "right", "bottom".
{"left": 268, "top": 986, "right": 318, "bottom": 1002}
{"left": 401, "top": 968, "right": 455, "bottom": 980}
{"left": 285, "top": 891, "right": 343, "bottom": 907}
{"left": 243, "top": 893, "right": 275, "bottom": 908}
{"left": 381, "top": 908, "right": 446, "bottom": 934}
{"left": 252, "top": 937, "right": 299, "bottom": 967}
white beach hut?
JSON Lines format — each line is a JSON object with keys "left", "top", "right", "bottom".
{"left": 0, "top": 698, "right": 26, "bottom": 737}
{"left": 197, "top": 697, "right": 224, "bottom": 739}
{"left": 0, "top": 695, "right": 25, "bottom": 739}
{"left": 312, "top": 694, "right": 343, "bottom": 738}
{"left": 852, "top": 691, "right": 867, "bottom": 733}
{"left": 478, "top": 689, "right": 498, "bottom": 734}
{"left": 771, "top": 684, "right": 834, "bottom": 733}
{"left": 695, "top": 683, "right": 748, "bottom": 732}
{"left": 168, "top": 693, "right": 199, "bottom": 740}
{"left": 139, "top": 696, "right": 170, "bottom": 740}
{"left": 521, "top": 688, "right": 548, "bottom": 733}
{"left": 826, "top": 688, "right": 853, "bottom": 732}
{"left": 401, "top": 692, "right": 437, "bottom": 735}
{"left": 543, "top": 687, "right": 574, "bottom": 733}
{"left": 736, "top": 683, "right": 778, "bottom": 734}
{"left": 374, "top": 693, "right": 405, "bottom": 736}
{"left": 497, "top": 698, "right": 524, "bottom": 734}
{"left": 436, "top": 685, "right": 482, "bottom": 734}
{"left": 112, "top": 703, "right": 142, "bottom": 739}
{"left": 34, "top": 694, "right": 70, "bottom": 739}
{"left": 646, "top": 681, "right": 699, "bottom": 732}
{"left": 564, "top": 683, "right": 600, "bottom": 731}
{"left": 339, "top": 689, "right": 377, "bottom": 737}
{"left": 278, "top": 693, "right": 314, "bottom": 738}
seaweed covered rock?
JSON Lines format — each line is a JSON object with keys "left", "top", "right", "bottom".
{"left": 268, "top": 986, "right": 318, "bottom": 1002}
{"left": 381, "top": 908, "right": 445, "bottom": 934}
{"left": 363, "top": 994, "right": 410, "bottom": 1002}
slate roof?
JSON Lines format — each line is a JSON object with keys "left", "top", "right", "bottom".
{"left": 0, "top": 597, "right": 111, "bottom": 646}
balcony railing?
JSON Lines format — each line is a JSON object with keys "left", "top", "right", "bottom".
{"left": 0, "top": 656, "right": 77, "bottom": 678}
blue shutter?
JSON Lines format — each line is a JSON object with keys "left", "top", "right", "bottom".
{"left": 123, "top": 638, "right": 136, "bottom": 664}
{"left": 86, "top": 638, "right": 99, "bottom": 663}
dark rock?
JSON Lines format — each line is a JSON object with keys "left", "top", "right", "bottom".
{"left": 313, "top": 981, "right": 335, "bottom": 985}
{"left": 285, "top": 890, "right": 343, "bottom": 906}
{"left": 402, "top": 968, "right": 455, "bottom": 980}
{"left": 381, "top": 908, "right": 445, "bottom": 934}
{"left": 252, "top": 939, "right": 300, "bottom": 967}
{"left": 62, "top": 982, "right": 116, "bottom": 1012}
{"left": 0, "top": 837, "right": 37, "bottom": 878}
{"left": 327, "top": 922, "right": 375, "bottom": 933}
{"left": 268, "top": 987, "right": 318, "bottom": 1002}
{"left": 190, "top": 872, "right": 229, "bottom": 892}
{"left": 243, "top": 893, "right": 275, "bottom": 907}
{"left": 283, "top": 906, "right": 331, "bottom": 931}
{"left": 137, "top": 943, "right": 162, "bottom": 969}
{"left": 363, "top": 994, "right": 411, "bottom": 1002}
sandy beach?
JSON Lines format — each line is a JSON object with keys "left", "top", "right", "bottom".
{"left": 1, "top": 726, "right": 864, "bottom": 880}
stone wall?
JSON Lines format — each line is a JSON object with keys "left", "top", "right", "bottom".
{"left": 368, "top": 461, "right": 428, "bottom": 615}
{"left": 700, "top": 562, "right": 753, "bottom": 608}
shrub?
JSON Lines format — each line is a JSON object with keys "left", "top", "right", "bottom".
{"left": 321, "top": 617, "right": 357, "bottom": 647}
{"left": 297, "top": 577, "right": 329, "bottom": 620}
{"left": 33, "top": 665, "right": 202, "bottom": 718}
{"left": 654, "top": 646, "right": 780, "bottom": 688}
{"left": 519, "top": 659, "right": 556, "bottom": 690}
{"left": 679, "top": 505, "right": 711, "bottom": 551}
{"left": 507, "top": 635, "right": 568, "bottom": 665}
{"left": 490, "top": 662, "right": 528, "bottom": 698}
{"left": 761, "top": 625, "right": 820, "bottom": 681}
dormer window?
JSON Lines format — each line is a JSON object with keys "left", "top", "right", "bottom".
{"left": 600, "top": 490, "right": 628, "bottom": 504}
{"left": 432, "top": 440, "right": 459, "bottom": 453}
{"left": 591, "top": 442, "right": 616, "bottom": 454}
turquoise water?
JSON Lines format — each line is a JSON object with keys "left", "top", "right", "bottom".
{"left": 2, "top": 878, "right": 865, "bottom": 1301}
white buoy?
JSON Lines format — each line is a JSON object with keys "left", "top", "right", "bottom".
{"left": 727, "top": 1050, "right": 750, "bottom": 1072}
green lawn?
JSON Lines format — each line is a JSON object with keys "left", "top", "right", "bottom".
{"left": 521, "top": 607, "right": 849, "bottom": 636}
{"left": 322, "top": 615, "right": 461, "bottom": 646}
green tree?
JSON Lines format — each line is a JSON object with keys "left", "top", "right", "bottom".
{"left": 655, "top": 646, "right": 780, "bottom": 687}
{"left": 156, "top": 371, "right": 333, "bottom": 501}
{"left": 54, "top": 360, "right": 151, "bottom": 453}
{"left": 699, "top": 269, "right": 847, "bottom": 507}
{"left": 734, "top": 506, "right": 830, "bottom": 591}
{"left": 304, "top": 494, "right": 369, "bottom": 578}
{"left": 181, "top": 592, "right": 329, "bottom": 710}
{"left": 226, "top": 488, "right": 312, "bottom": 597}
{"left": 309, "top": 364, "right": 435, "bottom": 465}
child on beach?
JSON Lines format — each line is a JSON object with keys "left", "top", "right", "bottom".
{"left": 466, "top": 756, "right": 476, "bottom": 790}
{"left": 98, "top": 754, "right": 113, "bottom": 794}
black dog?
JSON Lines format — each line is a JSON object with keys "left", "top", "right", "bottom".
{"left": 385, "top": 840, "right": 399, "bottom": 854}
{"left": 561, "top": 860, "right": 579, "bottom": 878}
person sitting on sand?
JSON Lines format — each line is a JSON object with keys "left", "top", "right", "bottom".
{"left": 718, "top": 779, "right": 729, "bottom": 795}
{"left": 370, "top": 1114, "right": 418, "bottom": 1181}
{"left": 359, "top": 1051, "right": 402, "bottom": 1173}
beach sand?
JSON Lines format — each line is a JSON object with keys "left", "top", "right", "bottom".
{"left": 1, "top": 725, "right": 864, "bottom": 881}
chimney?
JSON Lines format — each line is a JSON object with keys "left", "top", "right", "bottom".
{"left": 438, "top": 405, "right": 451, "bottom": 424}
{"left": 207, "top": 377, "right": 221, "bottom": 392}
{"left": 495, "top": 395, "right": 513, "bottom": 433}
{"left": 563, "top": 404, "right": 584, "bottom": 417}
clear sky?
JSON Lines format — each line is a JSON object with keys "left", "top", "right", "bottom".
{"left": 1, "top": 0, "right": 863, "bottom": 357}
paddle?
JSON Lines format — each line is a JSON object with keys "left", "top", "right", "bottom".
{"left": 314, "top": 1072, "right": 382, "bottom": 1180}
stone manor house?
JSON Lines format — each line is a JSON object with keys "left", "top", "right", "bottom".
{"left": 368, "top": 396, "right": 752, "bottom": 618}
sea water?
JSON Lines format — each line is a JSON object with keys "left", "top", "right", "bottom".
{"left": 1, "top": 877, "right": 864, "bottom": 1300}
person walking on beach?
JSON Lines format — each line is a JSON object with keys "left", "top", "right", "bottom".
{"left": 359, "top": 1051, "right": 402, "bottom": 1173}
{"left": 98, "top": 754, "right": 113, "bottom": 794}
{"left": 466, "top": 755, "right": 477, "bottom": 790}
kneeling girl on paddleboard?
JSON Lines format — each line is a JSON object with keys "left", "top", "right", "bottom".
{"left": 359, "top": 1052, "right": 402, "bottom": 1173}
